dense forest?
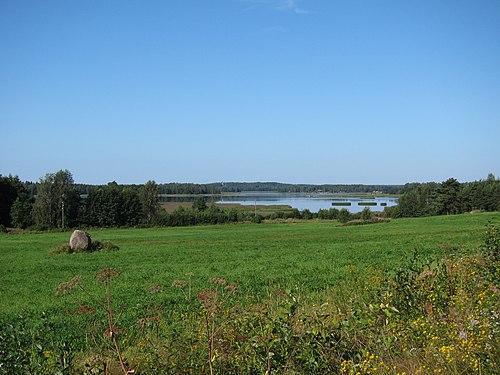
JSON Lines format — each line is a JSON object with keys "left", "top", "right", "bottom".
{"left": 390, "top": 174, "right": 500, "bottom": 218}
{"left": 0, "top": 171, "right": 498, "bottom": 230}
{"left": 15, "top": 181, "right": 403, "bottom": 196}
{"left": 210, "top": 182, "right": 402, "bottom": 194}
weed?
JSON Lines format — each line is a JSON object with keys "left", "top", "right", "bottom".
{"left": 483, "top": 221, "right": 500, "bottom": 260}
{"left": 55, "top": 275, "right": 83, "bottom": 296}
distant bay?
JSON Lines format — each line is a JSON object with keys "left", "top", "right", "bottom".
{"left": 216, "top": 192, "right": 398, "bottom": 213}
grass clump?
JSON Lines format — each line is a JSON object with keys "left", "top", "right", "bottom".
{"left": 55, "top": 275, "right": 83, "bottom": 295}
{"left": 91, "top": 240, "right": 120, "bottom": 252}
{"left": 50, "top": 239, "right": 119, "bottom": 254}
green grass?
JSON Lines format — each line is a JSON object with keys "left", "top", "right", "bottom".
{"left": 1, "top": 212, "right": 497, "bottom": 319}
{"left": 1, "top": 212, "right": 498, "bottom": 372}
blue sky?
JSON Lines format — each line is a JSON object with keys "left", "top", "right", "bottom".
{"left": 1, "top": 0, "right": 499, "bottom": 185}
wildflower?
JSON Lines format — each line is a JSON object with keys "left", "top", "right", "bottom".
{"left": 459, "top": 330, "right": 467, "bottom": 340}
{"left": 97, "top": 268, "right": 120, "bottom": 282}
{"left": 197, "top": 289, "right": 218, "bottom": 311}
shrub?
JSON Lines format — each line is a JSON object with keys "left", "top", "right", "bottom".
{"left": 337, "top": 208, "right": 351, "bottom": 224}
{"left": 361, "top": 207, "right": 372, "bottom": 221}
{"left": 252, "top": 214, "right": 264, "bottom": 223}
{"left": 91, "top": 240, "right": 119, "bottom": 252}
{"left": 482, "top": 221, "right": 499, "bottom": 260}
{"left": 50, "top": 239, "right": 119, "bottom": 254}
{"left": 383, "top": 205, "right": 401, "bottom": 218}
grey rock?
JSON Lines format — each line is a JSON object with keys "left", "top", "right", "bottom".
{"left": 69, "top": 230, "right": 92, "bottom": 251}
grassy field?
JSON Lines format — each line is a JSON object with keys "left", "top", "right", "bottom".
{"left": 1, "top": 212, "right": 497, "bottom": 317}
{"left": 0, "top": 212, "right": 498, "bottom": 373}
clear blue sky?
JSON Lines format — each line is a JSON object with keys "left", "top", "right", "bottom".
{"left": 1, "top": 0, "right": 499, "bottom": 185}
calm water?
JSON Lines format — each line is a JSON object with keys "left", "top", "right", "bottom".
{"left": 216, "top": 192, "right": 398, "bottom": 213}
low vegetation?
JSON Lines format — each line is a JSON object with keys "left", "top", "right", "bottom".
{"left": 51, "top": 239, "right": 120, "bottom": 254}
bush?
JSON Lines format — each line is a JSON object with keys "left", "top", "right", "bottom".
{"left": 91, "top": 240, "right": 120, "bottom": 252}
{"left": 383, "top": 205, "right": 401, "bottom": 218}
{"left": 50, "top": 239, "right": 119, "bottom": 254}
{"left": 252, "top": 214, "right": 264, "bottom": 223}
{"left": 337, "top": 208, "right": 351, "bottom": 224}
{"left": 361, "top": 207, "right": 372, "bottom": 221}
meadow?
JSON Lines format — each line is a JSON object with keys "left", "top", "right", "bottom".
{"left": 1, "top": 212, "right": 498, "bottom": 373}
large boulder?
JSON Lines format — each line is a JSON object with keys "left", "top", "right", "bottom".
{"left": 69, "top": 230, "right": 92, "bottom": 251}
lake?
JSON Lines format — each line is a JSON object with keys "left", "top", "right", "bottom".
{"left": 216, "top": 192, "right": 398, "bottom": 213}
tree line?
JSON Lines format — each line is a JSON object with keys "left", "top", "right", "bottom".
{"left": 9, "top": 180, "right": 403, "bottom": 197}
{"left": 386, "top": 174, "right": 500, "bottom": 218}
{"left": 0, "top": 170, "right": 276, "bottom": 229}
{"left": 0, "top": 171, "right": 161, "bottom": 230}
{"left": 1, "top": 171, "right": 498, "bottom": 230}
{"left": 213, "top": 182, "right": 402, "bottom": 194}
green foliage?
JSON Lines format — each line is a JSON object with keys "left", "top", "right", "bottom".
{"left": 141, "top": 180, "right": 160, "bottom": 225}
{"left": 191, "top": 197, "right": 207, "bottom": 211}
{"left": 482, "top": 221, "right": 500, "bottom": 261}
{"left": 31, "top": 170, "right": 80, "bottom": 229}
{"left": 5, "top": 171, "right": 500, "bottom": 230}
{"left": 10, "top": 195, "right": 34, "bottom": 229}
{"left": 361, "top": 206, "right": 372, "bottom": 221}
{"left": 337, "top": 208, "right": 351, "bottom": 223}
{"left": 268, "top": 207, "right": 305, "bottom": 220}
{"left": 0, "top": 175, "right": 27, "bottom": 227}
{"left": 83, "top": 182, "right": 142, "bottom": 227}
{"left": 398, "top": 183, "right": 437, "bottom": 217}
{"left": 0, "top": 312, "right": 76, "bottom": 373}
{"left": 317, "top": 208, "right": 339, "bottom": 220}
{"left": 52, "top": 239, "right": 120, "bottom": 254}
{"left": 252, "top": 213, "right": 264, "bottom": 223}
{"left": 208, "top": 181, "right": 401, "bottom": 194}
{"left": 461, "top": 176, "right": 500, "bottom": 212}
{"left": 121, "top": 187, "right": 143, "bottom": 226}
{"left": 397, "top": 175, "right": 500, "bottom": 218}
{"left": 383, "top": 204, "right": 401, "bottom": 218}
{"left": 91, "top": 240, "right": 120, "bottom": 252}
{"left": 165, "top": 204, "right": 261, "bottom": 226}
{"left": 301, "top": 208, "right": 313, "bottom": 220}
{"left": 437, "top": 177, "right": 462, "bottom": 215}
